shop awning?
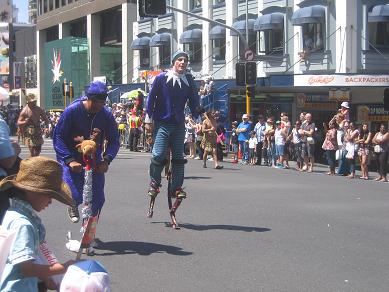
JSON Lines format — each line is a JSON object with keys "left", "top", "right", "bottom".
{"left": 179, "top": 29, "right": 202, "bottom": 44}
{"left": 291, "top": 5, "right": 325, "bottom": 26}
{"left": 254, "top": 13, "right": 284, "bottom": 31}
{"left": 368, "top": 5, "right": 389, "bottom": 22}
{"left": 149, "top": 33, "right": 171, "bottom": 47}
{"left": 230, "top": 19, "right": 255, "bottom": 36}
{"left": 209, "top": 25, "right": 226, "bottom": 40}
{"left": 130, "top": 36, "right": 150, "bottom": 50}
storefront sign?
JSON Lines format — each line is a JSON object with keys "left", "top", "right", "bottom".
{"left": 328, "top": 89, "right": 350, "bottom": 101}
{"left": 357, "top": 105, "right": 389, "bottom": 122}
{"left": 295, "top": 74, "right": 389, "bottom": 87}
{"left": 301, "top": 102, "right": 337, "bottom": 111}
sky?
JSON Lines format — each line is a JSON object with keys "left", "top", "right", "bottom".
{"left": 14, "top": 0, "right": 29, "bottom": 23}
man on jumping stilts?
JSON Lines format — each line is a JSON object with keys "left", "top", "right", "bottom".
{"left": 53, "top": 80, "right": 119, "bottom": 248}
{"left": 146, "top": 50, "right": 201, "bottom": 229}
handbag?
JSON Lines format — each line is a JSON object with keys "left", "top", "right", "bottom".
{"left": 374, "top": 144, "right": 383, "bottom": 153}
{"left": 307, "top": 137, "right": 315, "bottom": 144}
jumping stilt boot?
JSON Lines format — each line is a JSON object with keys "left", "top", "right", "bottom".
{"left": 147, "top": 180, "right": 161, "bottom": 218}
{"left": 147, "top": 180, "right": 161, "bottom": 198}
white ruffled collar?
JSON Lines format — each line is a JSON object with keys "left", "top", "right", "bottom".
{"left": 165, "top": 69, "right": 189, "bottom": 88}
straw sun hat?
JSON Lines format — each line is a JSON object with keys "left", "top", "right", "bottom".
{"left": 0, "top": 156, "right": 74, "bottom": 206}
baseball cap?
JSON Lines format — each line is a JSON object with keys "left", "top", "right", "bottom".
{"left": 242, "top": 114, "right": 249, "bottom": 119}
{"left": 60, "top": 260, "right": 110, "bottom": 292}
{"left": 86, "top": 81, "right": 108, "bottom": 100}
{"left": 340, "top": 101, "right": 349, "bottom": 109}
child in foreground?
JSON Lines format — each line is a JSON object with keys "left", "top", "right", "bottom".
{"left": 0, "top": 156, "right": 76, "bottom": 291}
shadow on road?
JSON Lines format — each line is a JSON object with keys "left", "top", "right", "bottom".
{"left": 184, "top": 176, "right": 211, "bottom": 180}
{"left": 93, "top": 239, "right": 192, "bottom": 256}
{"left": 151, "top": 222, "right": 271, "bottom": 233}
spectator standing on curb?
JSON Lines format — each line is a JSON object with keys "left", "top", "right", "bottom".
{"left": 254, "top": 115, "right": 265, "bottom": 165}
{"left": 357, "top": 123, "right": 372, "bottom": 180}
{"left": 230, "top": 121, "right": 239, "bottom": 163}
{"left": 322, "top": 121, "right": 338, "bottom": 175}
{"left": 372, "top": 123, "right": 389, "bottom": 182}
{"left": 236, "top": 114, "right": 251, "bottom": 165}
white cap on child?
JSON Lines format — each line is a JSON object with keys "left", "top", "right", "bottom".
{"left": 60, "top": 260, "right": 110, "bottom": 292}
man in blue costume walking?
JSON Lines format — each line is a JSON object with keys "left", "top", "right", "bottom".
{"left": 145, "top": 50, "right": 201, "bottom": 228}
{"left": 53, "top": 81, "right": 119, "bottom": 226}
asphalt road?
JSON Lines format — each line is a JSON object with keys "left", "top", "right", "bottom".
{"left": 19, "top": 140, "right": 389, "bottom": 292}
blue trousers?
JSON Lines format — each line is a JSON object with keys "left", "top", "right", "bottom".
{"left": 63, "top": 164, "right": 105, "bottom": 216}
{"left": 149, "top": 121, "right": 186, "bottom": 192}
{"left": 239, "top": 140, "right": 249, "bottom": 162}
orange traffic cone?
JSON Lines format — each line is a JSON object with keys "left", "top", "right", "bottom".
{"left": 238, "top": 144, "right": 242, "bottom": 160}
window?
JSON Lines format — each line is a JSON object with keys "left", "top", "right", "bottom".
{"left": 183, "top": 43, "right": 202, "bottom": 63}
{"left": 43, "top": 0, "right": 47, "bottom": 13}
{"left": 213, "top": 0, "right": 225, "bottom": 5}
{"left": 264, "top": 29, "right": 284, "bottom": 54}
{"left": 189, "top": 0, "right": 201, "bottom": 10}
{"left": 49, "top": 0, "right": 53, "bottom": 11}
{"left": 302, "top": 23, "right": 324, "bottom": 52}
{"left": 213, "top": 39, "right": 226, "bottom": 61}
{"left": 159, "top": 45, "right": 171, "bottom": 66}
{"left": 140, "top": 49, "right": 150, "bottom": 68}
{"left": 61, "top": 0, "right": 66, "bottom": 6}
{"left": 369, "top": 22, "right": 389, "bottom": 49}
{"left": 238, "top": 33, "right": 257, "bottom": 59}
{"left": 55, "top": 0, "right": 59, "bottom": 9}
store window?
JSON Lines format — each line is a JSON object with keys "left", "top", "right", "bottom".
{"left": 55, "top": 0, "right": 59, "bottom": 9}
{"left": 43, "top": 0, "right": 48, "bottom": 13}
{"left": 189, "top": 0, "right": 201, "bottom": 10}
{"left": 369, "top": 22, "right": 389, "bottom": 49}
{"left": 213, "top": 39, "right": 226, "bottom": 61}
{"left": 183, "top": 43, "right": 202, "bottom": 63}
{"left": 140, "top": 49, "right": 150, "bottom": 68}
{"left": 302, "top": 23, "right": 324, "bottom": 52}
{"left": 159, "top": 45, "right": 171, "bottom": 66}
{"left": 264, "top": 29, "right": 284, "bottom": 54}
{"left": 49, "top": 0, "right": 53, "bottom": 11}
{"left": 213, "top": 0, "right": 225, "bottom": 5}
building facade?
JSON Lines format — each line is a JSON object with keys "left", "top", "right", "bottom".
{"left": 36, "top": 0, "right": 389, "bottom": 129}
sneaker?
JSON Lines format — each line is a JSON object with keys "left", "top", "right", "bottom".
{"left": 67, "top": 206, "right": 80, "bottom": 223}
{"left": 194, "top": 157, "right": 201, "bottom": 160}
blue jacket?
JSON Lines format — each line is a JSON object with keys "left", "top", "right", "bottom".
{"left": 53, "top": 97, "right": 119, "bottom": 165}
{"left": 146, "top": 72, "right": 200, "bottom": 123}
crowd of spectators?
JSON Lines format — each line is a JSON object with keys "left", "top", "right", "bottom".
{"left": 223, "top": 102, "right": 388, "bottom": 182}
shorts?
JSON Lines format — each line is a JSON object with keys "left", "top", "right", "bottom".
{"left": 249, "top": 148, "right": 255, "bottom": 159}
{"left": 275, "top": 144, "right": 285, "bottom": 156}
{"left": 302, "top": 142, "right": 315, "bottom": 158}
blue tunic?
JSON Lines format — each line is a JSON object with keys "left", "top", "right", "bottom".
{"left": 53, "top": 97, "right": 120, "bottom": 215}
{"left": 146, "top": 72, "right": 200, "bottom": 123}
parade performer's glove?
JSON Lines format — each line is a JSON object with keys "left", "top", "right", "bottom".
{"left": 69, "top": 161, "right": 83, "bottom": 173}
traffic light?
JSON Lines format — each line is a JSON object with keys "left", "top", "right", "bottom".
{"left": 246, "top": 85, "right": 255, "bottom": 100}
{"left": 245, "top": 61, "right": 257, "bottom": 86}
{"left": 138, "top": 0, "right": 166, "bottom": 17}
{"left": 236, "top": 62, "right": 246, "bottom": 86}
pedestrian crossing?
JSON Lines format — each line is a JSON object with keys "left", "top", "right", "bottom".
{"left": 18, "top": 138, "right": 152, "bottom": 160}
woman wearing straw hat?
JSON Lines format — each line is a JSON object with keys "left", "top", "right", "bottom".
{"left": 0, "top": 156, "right": 76, "bottom": 291}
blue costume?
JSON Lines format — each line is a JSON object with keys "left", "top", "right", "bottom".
{"left": 146, "top": 59, "right": 200, "bottom": 198}
{"left": 53, "top": 92, "right": 119, "bottom": 216}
